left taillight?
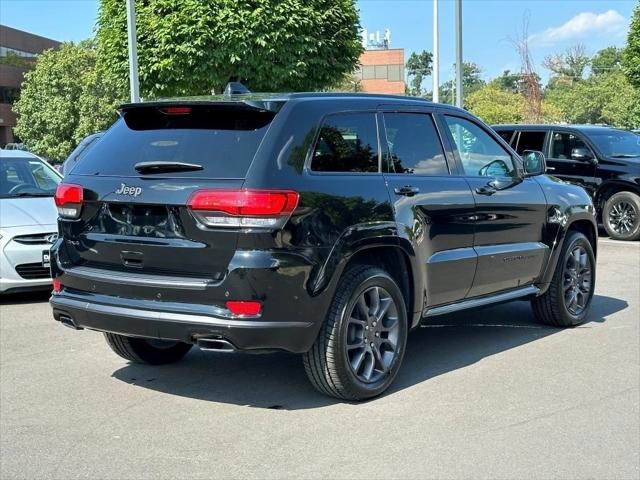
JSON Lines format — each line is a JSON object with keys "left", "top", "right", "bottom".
{"left": 54, "top": 183, "right": 83, "bottom": 219}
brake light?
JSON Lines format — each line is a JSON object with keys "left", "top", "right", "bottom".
{"left": 52, "top": 279, "right": 62, "bottom": 294}
{"left": 226, "top": 301, "right": 262, "bottom": 316}
{"left": 188, "top": 189, "right": 299, "bottom": 228}
{"left": 160, "top": 106, "right": 192, "bottom": 115}
{"left": 54, "top": 183, "right": 83, "bottom": 219}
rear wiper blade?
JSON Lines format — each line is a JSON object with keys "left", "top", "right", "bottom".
{"left": 134, "top": 161, "right": 203, "bottom": 173}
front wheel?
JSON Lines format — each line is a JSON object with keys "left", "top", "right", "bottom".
{"left": 532, "top": 231, "right": 596, "bottom": 327}
{"left": 603, "top": 191, "right": 640, "bottom": 241}
{"left": 303, "top": 265, "right": 408, "bottom": 401}
{"left": 104, "top": 333, "right": 192, "bottom": 365}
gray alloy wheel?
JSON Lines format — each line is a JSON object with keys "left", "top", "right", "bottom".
{"left": 562, "top": 245, "right": 593, "bottom": 316}
{"left": 603, "top": 191, "right": 640, "bottom": 241}
{"left": 531, "top": 231, "right": 596, "bottom": 327}
{"left": 345, "top": 286, "right": 401, "bottom": 384}
{"left": 303, "top": 265, "right": 408, "bottom": 401}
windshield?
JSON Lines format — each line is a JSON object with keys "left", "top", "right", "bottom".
{"left": 589, "top": 130, "right": 640, "bottom": 157}
{"left": 0, "top": 157, "right": 62, "bottom": 198}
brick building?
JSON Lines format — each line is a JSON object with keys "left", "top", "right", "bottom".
{"left": 0, "top": 25, "right": 60, "bottom": 146}
{"left": 355, "top": 48, "right": 405, "bottom": 95}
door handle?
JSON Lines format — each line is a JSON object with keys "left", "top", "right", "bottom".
{"left": 475, "top": 185, "right": 496, "bottom": 196}
{"left": 394, "top": 185, "right": 420, "bottom": 196}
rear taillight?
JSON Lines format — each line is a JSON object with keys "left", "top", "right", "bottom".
{"left": 188, "top": 189, "right": 299, "bottom": 228}
{"left": 54, "top": 184, "right": 84, "bottom": 219}
{"left": 52, "top": 279, "right": 62, "bottom": 294}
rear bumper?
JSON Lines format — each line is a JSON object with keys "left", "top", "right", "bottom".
{"left": 51, "top": 290, "right": 317, "bottom": 353}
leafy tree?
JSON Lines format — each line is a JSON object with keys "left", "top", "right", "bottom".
{"left": 494, "top": 70, "right": 520, "bottom": 93}
{"left": 545, "top": 70, "right": 639, "bottom": 128}
{"left": 405, "top": 50, "right": 433, "bottom": 96}
{"left": 591, "top": 46, "right": 623, "bottom": 76}
{"left": 544, "top": 44, "right": 590, "bottom": 88}
{"left": 624, "top": 2, "right": 640, "bottom": 89}
{"left": 466, "top": 84, "right": 524, "bottom": 124}
{"left": 440, "top": 62, "right": 485, "bottom": 104}
{"left": 13, "top": 41, "right": 119, "bottom": 162}
{"left": 96, "top": 0, "right": 363, "bottom": 99}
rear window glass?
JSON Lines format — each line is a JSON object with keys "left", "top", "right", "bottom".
{"left": 514, "top": 131, "right": 546, "bottom": 155}
{"left": 72, "top": 105, "right": 276, "bottom": 178}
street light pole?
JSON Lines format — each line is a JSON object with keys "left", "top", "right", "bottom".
{"left": 454, "top": 0, "right": 463, "bottom": 108}
{"left": 432, "top": 0, "right": 439, "bottom": 103}
{"left": 126, "top": 0, "right": 140, "bottom": 102}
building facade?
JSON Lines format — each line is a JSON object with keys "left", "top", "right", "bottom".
{"left": 355, "top": 48, "right": 405, "bottom": 95}
{"left": 0, "top": 25, "right": 60, "bottom": 146}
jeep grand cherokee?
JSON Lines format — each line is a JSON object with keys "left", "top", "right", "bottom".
{"left": 50, "top": 93, "right": 597, "bottom": 400}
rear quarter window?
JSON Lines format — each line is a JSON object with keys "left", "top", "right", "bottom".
{"left": 72, "top": 105, "right": 276, "bottom": 178}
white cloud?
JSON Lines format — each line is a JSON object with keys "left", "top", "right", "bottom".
{"left": 528, "top": 10, "right": 629, "bottom": 47}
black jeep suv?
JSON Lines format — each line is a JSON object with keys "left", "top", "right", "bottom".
{"left": 493, "top": 124, "right": 640, "bottom": 241}
{"left": 50, "top": 93, "right": 597, "bottom": 400}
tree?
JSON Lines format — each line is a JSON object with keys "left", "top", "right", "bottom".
{"left": 494, "top": 70, "right": 520, "bottom": 93}
{"left": 405, "top": 50, "right": 433, "bottom": 96}
{"left": 624, "top": 2, "right": 640, "bottom": 89}
{"left": 96, "top": 0, "right": 363, "bottom": 99}
{"left": 13, "top": 41, "right": 119, "bottom": 162}
{"left": 544, "top": 44, "right": 590, "bottom": 87}
{"left": 591, "top": 46, "right": 623, "bottom": 76}
{"left": 545, "top": 70, "right": 640, "bottom": 128}
{"left": 466, "top": 84, "right": 525, "bottom": 124}
{"left": 440, "top": 62, "right": 485, "bottom": 104}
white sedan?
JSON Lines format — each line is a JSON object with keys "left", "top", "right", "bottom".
{"left": 0, "top": 150, "right": 62, "bottom": 294}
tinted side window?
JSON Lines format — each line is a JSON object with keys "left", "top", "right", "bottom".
{"left": 497, "top": 130, "right": 515, "bottom": 144}
{"left": 310, "top": 113, "right": 379, "bottom": 173}
{"left": 444, "top": 116, "right": 515, "bottom": 177}
{"left": 382, "top": 113, "right": 448, "bottom": 175}
{"left": 515, "top": 131, "right": 546, "bottom": 155}
{"left": 549, "top": 132, "right": 589, "bottom": 159}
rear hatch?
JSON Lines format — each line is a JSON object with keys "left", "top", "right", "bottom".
{"left": 59, "top": 101, "right": 282, "bottom": 283}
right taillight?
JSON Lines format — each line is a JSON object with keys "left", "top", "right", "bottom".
{"left": 187, "top": 189, "right": 299, "bottom": 229}
{"left": 54, "top": 183, "right": 83, "bottom": 219}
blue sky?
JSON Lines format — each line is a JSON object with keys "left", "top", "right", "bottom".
{"left": 0, "top": 0, "right": 636, "bottom": 85}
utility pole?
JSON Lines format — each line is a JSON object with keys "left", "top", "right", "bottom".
{"left": 454, "top": 0, "right": 463, "bottom": 108}
{"left": 126, "top": 0, "right": 140, "bottom": 102}
{"left": 432, "top": 0, "right": 439, "bottom": 103}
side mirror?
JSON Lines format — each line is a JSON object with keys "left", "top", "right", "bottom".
{"left": 571, "top": 147, "right": 596, "bottom": 164}
{"left": 522, "top": 150, "right": 546, "bottom": 176}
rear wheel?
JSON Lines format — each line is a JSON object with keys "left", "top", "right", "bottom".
{"left": 104, "top": 333, "right": 192, "bottom": 365}
{"left": 303, "top": 265, "right": 408, "bottom": 401}
{"left": 532, "top": 231, "right": 595, "bottom": 327}
{"left": 603, "top": 191, "right": 640, "bottom": 241}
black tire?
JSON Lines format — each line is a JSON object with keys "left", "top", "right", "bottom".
{"left": 104, "top": 333, "right": 192, "bottom": 365}
{"left": 603, "top": 191, "right": 640, "bottom": 241}
{"left": 303, "top": 265, "right": 408, "bottom": 401}
{"left": 532, "top": 231, "right": 596, "bottom": 327}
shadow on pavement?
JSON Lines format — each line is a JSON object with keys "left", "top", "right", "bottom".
{"left": 109, "top": 294, "right": 626, "bottom": 410}
{"left": 0, "top": 290, "right": 51, "bottom": 305}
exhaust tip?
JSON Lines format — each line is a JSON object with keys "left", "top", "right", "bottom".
{"left": 55, "top": 311, "right": 83, "bottom": 330}
{"left": 196, "top": 337, "right": 236, "bottom": 352}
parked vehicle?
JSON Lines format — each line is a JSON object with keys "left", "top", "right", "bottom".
{"left": 493, "top": 124, "right": 640, "bottom": 241}
{"left": 62, "top": 132, "right": 104, "bottom": 177}
{"left": 50, "top": 92, "right": 597, "bottom": 400}
{"left": 0, "top": 150, "right": 62, "bottom": 293}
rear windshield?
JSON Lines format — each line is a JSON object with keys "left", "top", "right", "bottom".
{"left": 71, "top": 105, "right": 276, "bottom": 178}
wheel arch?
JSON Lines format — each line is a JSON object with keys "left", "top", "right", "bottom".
{"left": 595, "top": 181, "right": 640, "bottom": 216}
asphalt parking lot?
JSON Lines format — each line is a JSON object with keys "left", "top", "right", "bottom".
{"left": 1, "top": 237, "right": 638, "bottom": 480}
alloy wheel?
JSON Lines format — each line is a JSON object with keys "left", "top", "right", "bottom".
{"left": 608, "top": 200, "right": 638, "bottom": 235}
{"left": 345, "top": 286, "right": 400, "bottom": 383}
{"left": 563, "top": 245, "right": 592, "bottom": 316}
